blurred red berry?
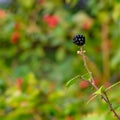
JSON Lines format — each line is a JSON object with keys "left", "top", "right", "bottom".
{"left": 43, "top": 14, "right": 59, "bottom": 28}
{"left": 104, "top": 82, "right": 111, "bottom": 88}
{"left": 0, "top": 9, "right": 6, "bottom": 19}
{"left": 10, "top": 31, "right": 20, "bottom": 44}
{"left": 93, "top": 78, "right": 99, "bottom": 86}
{"left": 16, "top": 78, "right": 23, "bottom": 90}
{"left": 82, "top": 21, "right": 92, "bottom": 30}
{"left": 79, "top": 80, "right": 89, "bottom": 89}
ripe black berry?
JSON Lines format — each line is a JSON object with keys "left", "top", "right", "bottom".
{"left": 73, "top": 34, "right": 85, "bottom": 46}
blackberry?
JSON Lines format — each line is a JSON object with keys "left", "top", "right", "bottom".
{"left": 73, "top": 34, "right": 85, "bottom": 46}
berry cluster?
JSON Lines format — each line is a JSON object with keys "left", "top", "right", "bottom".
{"left": 73, "top": 34, "right": 85, "bottom": 46}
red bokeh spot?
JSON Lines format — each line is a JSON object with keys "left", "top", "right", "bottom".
{"left": 82, "top": 21, "right": 92, "bottom": 30}
{"left": 0, "top": 9, "right": 6, "bottom": 19}
{"left": 79, "top": 80, "right": 89, "bottom": 89}
{"left": 93, "top": 78, "right": 99, "bottom": 86}
{"left": 104, "top": 82, "right": 111, "bottom": 88}
{"left": 10, "top": 31, "right": 20, "bottom": 44}
{"left": 16, "top": 78, "right": 23, "bottom": 90}
{"left": 43, "top": 14, "right": 59, "bottom": 28}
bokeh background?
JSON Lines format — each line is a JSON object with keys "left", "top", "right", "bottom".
{"left": 0, "top": 0, "right": 120, "bottom": 120}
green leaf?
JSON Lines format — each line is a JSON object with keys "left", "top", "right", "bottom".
{"left": 105, "top": 81, "right": 120, "bottom": 92}
{"left": 94, "top": 86, "right": 105, "bottom": 95}
{"left": 65, "top": 0, "right": 77, "bottom": 7}
{"left": 66, "top": 75, "right": 80, "bottom": 87}
{"left": 65, "top": 0, "right": 71, "bottom": 4}
{"left": 55, "top": 47, "right": 66, "bottom": 62}
{"left": 71, "top": 0, "right": 78, "bottom": 7}
{"left": 81, "top": 73, "right": 91, "bottom": 81}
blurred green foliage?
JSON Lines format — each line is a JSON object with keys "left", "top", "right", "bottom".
{"left": 0, "top": 0, "right": 120, "bottom": 119}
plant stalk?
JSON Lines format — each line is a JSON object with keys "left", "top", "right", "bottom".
{"left": 78, "top": 47, "right": 120, "bottom": 120}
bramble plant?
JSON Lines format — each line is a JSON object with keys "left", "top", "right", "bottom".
{"left": 66, "top": 34, "right": 120, "bottom": 120}
{"left": 0, "top": 0, "right": 120, "bottom": 119}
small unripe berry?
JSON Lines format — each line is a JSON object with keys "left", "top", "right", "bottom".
{"left": 73, "top": 34, "right": 85, "bottom": 46}
{"left": 79, "top": 80, "right": 89, "bottom": 89}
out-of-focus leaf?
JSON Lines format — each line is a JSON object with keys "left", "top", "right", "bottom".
{"left": 112, "top": 4, "right": 120, "bottom": 21}
{"left": 66, "top": 75, "right": 80, "bottom": 87}
{"left": 82, "top": 113, "right": 106, "bottom": 120}
{"left": 98, "top": 12, "right": 109, "bottom": 23}
{"left": 19, "top": 0, "right": 34, "bottom": 9}
{"left": 49, "top": 89, "right": 65, "bottom": 101}
{"left": 55, "top": 47, "right": 66, "bottom": 62}
{"left": 0, "top": 79, "right": 6, "bottom": 94}
{"left": 25, "top": 72, "right": 37, "bottom": 85}
{"left": 105, "top": 81, "right": 120, "bottom": 92}
{"left": 65, "top": 0, "right": 77, "bottom": 7}
{"left": 5, "top": 108, "right": 34, "bottom": 120}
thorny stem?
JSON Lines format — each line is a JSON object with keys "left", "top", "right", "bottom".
{"left": 78, "top": 47, "right": 120, "bottom": 120}
{"left": 104, "top": 92, "right": 120, "bottom": 120}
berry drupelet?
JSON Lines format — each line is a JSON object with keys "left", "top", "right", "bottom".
{"left": 73, "top": 34, "right": 85, "bottom": 46}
